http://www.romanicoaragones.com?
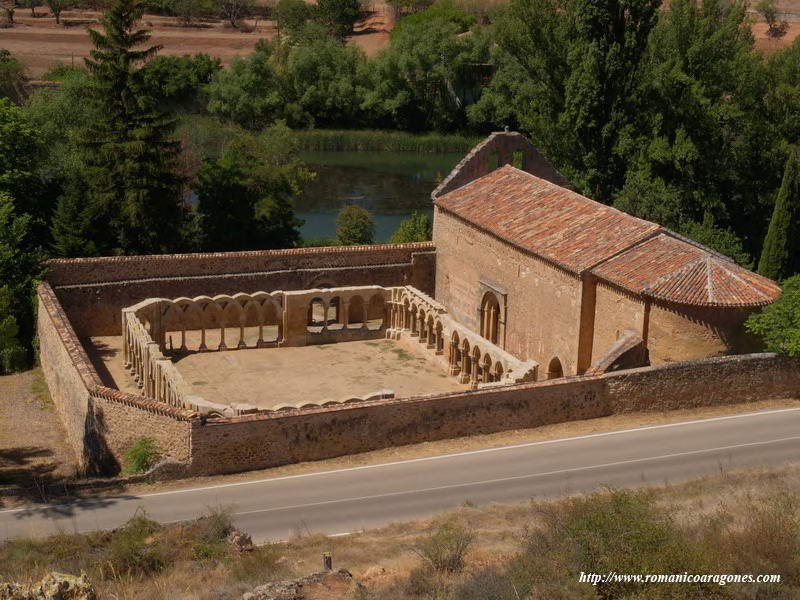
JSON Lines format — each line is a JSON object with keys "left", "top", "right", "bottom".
{"left": 579, "top": 571, "right": 781, "bottom": 586}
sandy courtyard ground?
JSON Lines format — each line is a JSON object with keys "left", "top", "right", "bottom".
{"left": 87, "top": 336, "right": 467, "bottom": 409}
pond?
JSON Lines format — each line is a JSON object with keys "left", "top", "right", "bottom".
{"left": 295, "top": 151, "right": 464, "bottom": 243}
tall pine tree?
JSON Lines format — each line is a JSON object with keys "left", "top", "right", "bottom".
{"left": 759, "top": 148, "right": 800, "bottom": 280}
{"left": 75, "top": 0, "right": 186, "bottom": 255}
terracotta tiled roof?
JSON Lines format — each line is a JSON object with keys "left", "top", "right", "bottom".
{"left": 434, "top": 165, "right": 660, "bottom": 272}
{"left": 592, "top": 234, "right": 781, "bottom": 306}
{"left": 434, "top": 165, "right": 781, "bottom": 307}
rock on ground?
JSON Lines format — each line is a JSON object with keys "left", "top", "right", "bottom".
{"left": 0, "top": 572, "right": 96, "bottom": 600}
{"left": 242, "top": 569, "right": 355, "bottom": 600}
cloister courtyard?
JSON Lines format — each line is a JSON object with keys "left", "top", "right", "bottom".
{"left": 86, "top": 334, "right": 467, "bottom": 410}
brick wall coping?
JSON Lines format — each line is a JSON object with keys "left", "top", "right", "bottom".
{"left": 44, "top": 242, "right": 435, "bottom": 266}
{"left": 38, "top": 282, "right": 197, "bottom": 421}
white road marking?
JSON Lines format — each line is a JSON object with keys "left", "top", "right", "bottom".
{"left": 228, "top": 435, "right": 800, "bottom": 517}
{"left": 2, "top": 407, "right": 798, "bottom": 515}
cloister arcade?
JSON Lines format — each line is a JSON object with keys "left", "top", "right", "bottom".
{"left": 385, "top": 287, "right": 537, "bottom": 389}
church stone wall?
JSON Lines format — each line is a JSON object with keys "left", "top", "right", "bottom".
{"left": 590, "top": 281, "right": 647, "bottom": 366}
{"left": 433, "top": 208, "right": 583, "bottom": 377}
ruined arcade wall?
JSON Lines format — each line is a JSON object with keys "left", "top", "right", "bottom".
{"left": 47, "top": 244, "right": 435, "bottom": 337}
{"left": 433, "top": 208, "right": 583, "bottom": 376}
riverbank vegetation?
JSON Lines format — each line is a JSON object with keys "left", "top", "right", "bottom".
{"left": 2, "top": 465, "right": 798, "bottom": 598}
{"left": 2, "top": 0, "right": 800, "bottom": 369}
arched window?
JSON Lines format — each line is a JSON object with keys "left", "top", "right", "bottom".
{"left": 547, "top": 357, "right": 564, "bottom": 379}
{"left": 327, "top": 296, "right": 342, "bottom": 329}
{"left": 307, "top": 298, "right": 325, "bottom": 332}
{"left": 480, "top": 292, "right": 501, "bottom": 345}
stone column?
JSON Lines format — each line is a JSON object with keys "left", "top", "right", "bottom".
{"left": 449, "top": 343, "right": 460, "bottom": 376}
{"left": 459, "top": 353, "right": 471, "bottom": 384}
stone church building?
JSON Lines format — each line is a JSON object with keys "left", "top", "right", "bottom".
{"left": 431, "top": 132, "right": 781, "bottom": 378}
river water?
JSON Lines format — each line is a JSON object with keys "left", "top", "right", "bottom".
{"left": 295, "top": 151, "right": 464, "bottom": 243}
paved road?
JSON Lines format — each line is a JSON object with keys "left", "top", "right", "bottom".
{"left": 2, "top": 408, "right": 799, "bottom": 542}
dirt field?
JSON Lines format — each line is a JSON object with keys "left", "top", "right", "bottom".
{"left": 0, "top": 370, "right": 78, "bottom": 500}
{"left": 2, "top": 1, "right": 393, "bottom": 77}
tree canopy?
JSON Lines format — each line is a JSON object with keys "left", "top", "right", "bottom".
{"left": 336, "top": 204, "right": 375, "bottom": 245}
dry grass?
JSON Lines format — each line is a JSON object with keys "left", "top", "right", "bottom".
{"left": 3, "top": 464, "right": 799, "bottom": 599}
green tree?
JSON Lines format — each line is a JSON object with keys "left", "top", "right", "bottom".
{"left": 611, "top": 0, "right": 777, "bottom": 260}
{"left": 0, "top": 192, "right": 45, "bottom": 372}
{"left": 316, "top": 0, "right": 361, "bottom": 39}
{"left": 746, "top": 275, "right": 800, "bottom": 356}
{"left": 336, "top": 204, "right": 374, "bottom": 245}
{"left": 218, "top": 0, "right": 254, "bottom": 28}
{"left": 0, "top": 99, "right": 51, "bottom": 229}
{"left": 196, "top": 127, "right": 310, "bottom": 251}
{"left": 139, "top": 53, "right": 222, "bottom": 108}
{"left": 282, "top": 35, "right": 367, "bottom": 127}
{"left": 389, "top": 211, "right": 431, "bottom": 243}
{"left": 46, "top": 0, "right": 72, "bottom": 24}
{"left": 0, "top": 50, "right": 25, "bottom": 101}
{"left": 0, "top": 286, "right": 26, "bottom": 374}
{"left": 20, "top": 0, "right": 42, "bottom": 16}
{"left": 756, "top": 0, "right": 778, "bottom": 33}
{"left": 475, "top": 0, "right": 659, "bottom": 202}
{"left": 165, "top": 0, "right": 214, "bottom": 25}
{"left": 363, "top": 16, "right": 489, "bottom": 131}
{"left": 273, "top": 0, "right": 315, "bottom": 36}
{"left": 77, "top": 0, "right": 187, "bottom": 255}
{"left": 205, "top": 40, "right": 285, "bottom": 129}
{"left": 758, "top": 149, "right": 800, "bottom": 280}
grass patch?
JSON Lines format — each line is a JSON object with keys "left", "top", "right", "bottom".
{"left": 177, "top": 115, "right": 480, "bottom": 158}
{"left": 29, "top": 369, "right": 52, "bottom": 411}
{"left": 123, "top": 437, "right": 160, "bottom": 475}
{"left": 390, "top": 347, "right": 415, "bottom": 361}
{"left": 192, "top": 380, "right": 209, "bottom": 386}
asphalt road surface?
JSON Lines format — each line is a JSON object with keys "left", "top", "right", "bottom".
{"left": 2, "top": 407, "right": 799, "bottom": 543}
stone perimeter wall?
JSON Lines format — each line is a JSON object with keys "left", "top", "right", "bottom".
{"left": 188, "top": 352, "right": 800, "bottom": 476}
{"left": 47, "top": 244, "right": 436, "bottom": 336}
{"left": 39, "top": 272, "right": 800, "bottom": 477}
{"left": 37, "top": 282, "right": 194, "bottom": 475}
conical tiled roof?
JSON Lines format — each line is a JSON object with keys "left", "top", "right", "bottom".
{"left": 594, "top": 234, "right": 781, "bottom": 306}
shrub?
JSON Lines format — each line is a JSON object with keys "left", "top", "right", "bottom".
{"left": 107, "top": 510, "right": 170, "bottom": 577}
{"left": 412, "top": 520, "right": 474, "bottom": 574}
{"left": 389, "top": 211, "right": 432, "bottom": 243}
{"left": 194, "top": 505, "right": 235, "bottom": 542}
{"left": 336, "top": 204, "right": 375, "bottom": 245}
{"left": 124, "top": 437, "right": 160, "bottom": 474}
{"left": 746, "top": 275, "right": 800, "bottom": 356}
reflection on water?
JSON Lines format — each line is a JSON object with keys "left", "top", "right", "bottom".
{"left": 296, "top": 151, "right": 462, "bottom": 242}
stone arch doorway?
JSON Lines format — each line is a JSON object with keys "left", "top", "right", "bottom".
{"left": 480, "top": 291, "right": 501, "bottom": 345}
{"left": 547, "top": 356, "right": 563, "bottom": 379}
